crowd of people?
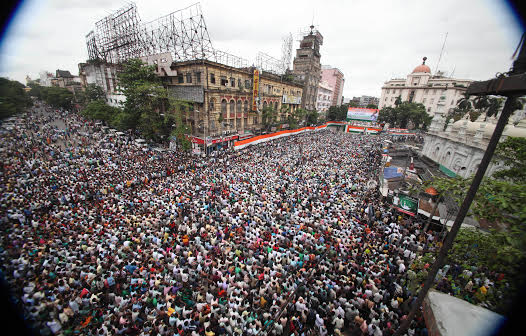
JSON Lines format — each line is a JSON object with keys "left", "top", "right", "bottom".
{"left": 1, "top": 104, "right": 453, "bottom": 336}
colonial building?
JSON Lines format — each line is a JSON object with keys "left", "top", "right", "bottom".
{"left": 352, "top": 95, "right": 379, "bottom": 107}
{"left": 78, "top": 62, "right": 125, "bottom": 107}
{"left": 421, "top": 101, "right": 526, "bottom": 178}
{"left": 165, "top": 59, "right": 303, "bottom": 151}
{"left": 316, "top": 81, "right": 333, "bottom": 115}
{"left": 293, "top": 26, "right": 323, "bottom": 111}
{"left": 379, "top": 57, "right": 472, "bottom": 116}
{"left": 321, "top": 66, "right": 344, "bottom": 106}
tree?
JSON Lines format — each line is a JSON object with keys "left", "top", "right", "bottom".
{"left": 456, "top": 92, "right": 472, "bottom": 111}
{"left": 305, "top": 109, "right": 318, "bottom": 125}
{"left": 412, "top": 227, "right": 525, "bottom": 314}
{"left": 0, "top": 77, "right": 32, "bottom": 119}
{"left": 40, "top": 86, "right": 74, "bottom": 110}
{"left": 81, "top": 100, "right": 121, "bottom": 124}
{"left": 117, "top": 59, "right": 168, "bottom": 139}
{"left": 84, "top": 84, "right": 105, "bottom": 104}
{"left": 169, "top": 98, "right": 192, "bottom": 151}
{"left": 394, "top": 95, "right": 402, "bottom": 107}
{"left": 261, "top": 106, "right": 278, "bottom": 131}
{"left": 378, "top": 102, "right": 430, "bottom": 129}
{"left": 366, "top": 103, "right": 378, "bottom": 109}
{"left": 326, "top": 104, "right": 348, "bottom": 121}
{"left": 493, "top": 137, "right": 526, "bottom": 183}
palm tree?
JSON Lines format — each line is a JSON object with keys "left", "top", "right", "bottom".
{"left": 456, "top": 92, "right": 472, "bottom": 111}
{"left": 473, "top": 95, "right": 490, "bottom": 112}
{"left": 486, "top": 97, "right": 503, "bottom": 119}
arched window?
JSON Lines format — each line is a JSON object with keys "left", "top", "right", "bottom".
{"left": 237, "top": 100, "right": 242, "bottom": 116}
{"left": 274, "top": 102, "right": 278, "bottom": 111}
{"left": 209, "top": 98, "right": 216, "bottom": 112}
{"left": 244, "top": 101, "right": 248, "bottom": 113}
{"left": 229, "top": 100, "right": 235, "bottom": 118}
{"left": 221, "top": 99, "right": 227, "bottom": 115}
{"left": 263, "top": 101, "right": 268, "bottom": 109}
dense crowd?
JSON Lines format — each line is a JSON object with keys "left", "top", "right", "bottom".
{"left": 1, "top": 105, "right": 458, "bottom": 336}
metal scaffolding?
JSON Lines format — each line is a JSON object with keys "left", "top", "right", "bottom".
{"left": 256, "top": 52, "right": 283, "bottom": 75}
{"left": 85, "top": 2, "right": 249, "bottom": 68}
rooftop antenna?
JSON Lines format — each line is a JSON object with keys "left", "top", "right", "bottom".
{"left": 450, "top": 65, "right": 456, "bottom": 78}
{"left": 434, "top": 32, "right": 448, "bottom": 75}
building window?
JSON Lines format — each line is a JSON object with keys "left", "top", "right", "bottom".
{"left": 221, "top": 76, "right": 228, "bottom": 86}
{"left": 210, "top": 118, "right": 216, "bottom": 130}
{"left": 263, "top": 101, "right": 267, "bottom": 109}
{"left": 178, "top": 74, "right": 184, "bottom": 83}
{"left": 209, "top": 98, "right": 215, "bottom": 112}
{"left": 210, "top": 73, "right": 216, "bottom": 84}
{"left": 229, "top": 100, "right": 235, "bottom": 117}
{"left": 236, "top": 118, "right": 241, "bottom": 128}
{"left": 253, "top": 116, "right": 258, "bottom": 124}
{"left": 245, "top": 80, "right": 251, "bottom": 89}
{"left": 238, "top": 79, "right": 242, "bottom": 89}
{"left": 275, "top": 102, "right": 278, "bottom": 110}
{"left": 230, "top": 77, "right": 235, "bottom": 87}
{"left": 195, "top": 72, "right": 201, "bottom": 83}
{"left": 237, "top": 100, "right": 242, "bottom": 115}
{"left": 221, "top": 99, "right": 227, "bottom": 114}
{"left": 423, "top": 98, "right": 427, "bottom": 104}
{"left": 244, "top": 100, "right": 248, "bottom": 113}
{"left": 186, "top": 73, "right": 192, "bottom": 83}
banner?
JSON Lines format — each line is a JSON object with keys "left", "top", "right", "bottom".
{"left": 282, "top": 94, "right": 301, "bottom": 105}
{"left": 252, "top": 69, "right": 260, "bottom": 111}
{"left": 394, "top": 194, "right": 419, "bottom": 216}
{"left": 347, "top": 107, "right": 379, "bottom": 122}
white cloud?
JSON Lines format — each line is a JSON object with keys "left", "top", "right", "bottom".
{"left": 0, "top": 0, "right": 522, "bottom": 100}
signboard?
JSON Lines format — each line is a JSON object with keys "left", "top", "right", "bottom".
{"left": 394, "top": 194, "right": 419, "bottom": 216}
{"left": 282, "top": 94, "right": 301, "bottom": 105}
{"left": 347, "top": 107, "right": 379, "bottom": 122}
{"left": 252, "top": 69, "right": 260, "bottom": 111}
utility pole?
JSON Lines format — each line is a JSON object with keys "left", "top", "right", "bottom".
{"left": 394, "top": 33, "right": 526, "bottom": 336}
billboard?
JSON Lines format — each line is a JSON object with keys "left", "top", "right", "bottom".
{"left": 252, "top": 69, "right": 260, "bottom": 111}
{"left": 347, "top": 107, "right": 379, "bottom": 122}
{"left": 282, "top": 94, "right": 301, "bottom": 105}
{"left": 394, "top": 194, "right": 419, "bottom": 216}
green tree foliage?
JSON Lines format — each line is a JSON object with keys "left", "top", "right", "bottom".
{"left": 169, "top": 99, "right": 192, "bottom": 151}
{"left": 305, "top": 109, "right": 318, "bottom": 125}
{"left": 422, "top": 137, "right": 526, "bottom": 313}
{"left": 83, "top": 84, "right": 106, "bottom": 104}
{"left": 261, "top": 106, "right": 278, "bottom": 131}
{"left": 40, "top": 86, "right": 74, "bottom": 110}
{"left": 117, "top": 59, "right": 169, "bottom": 139}
{"left": 493, "top": 137, "right": 526, "bottom": 183}
{"left": 378, "top": 102, "right": 431, "bottom": 129}
{"left": 413, "top": 228, "right": 525, "bottom": 314}
{"left": 326, "top": 104, "right": 348, "bottom": 121}
{"left": 366, "top": 103, "right": 378, "bottom": 109}
{"left": 0, "top": 77, "right": 32, "bottom": 119}
{"left": 81, "top": 100, "right": 121, "bottom": 124}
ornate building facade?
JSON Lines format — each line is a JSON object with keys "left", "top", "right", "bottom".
{"left": 379, "top": 57, "right": 472, "bottom": 116}
{"left": 292, "top": 26, "right": 323, "bottom": 111}
{"left": 421, "top": 102, "right": 526, "bottom": 178}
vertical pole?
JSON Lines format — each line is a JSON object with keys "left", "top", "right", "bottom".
{"left": 394, "top": 95, "right": 518, "bottom": 335}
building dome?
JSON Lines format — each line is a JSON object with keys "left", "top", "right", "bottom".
{"left": 503, "top": 119, "right": 526, "bottom": 138}
{"left": 412, "top": 57, "right": 431, "bottom": 73}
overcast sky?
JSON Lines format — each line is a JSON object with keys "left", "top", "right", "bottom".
{"left": 0, "top": 0, "right": 522, "bottom": 99}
